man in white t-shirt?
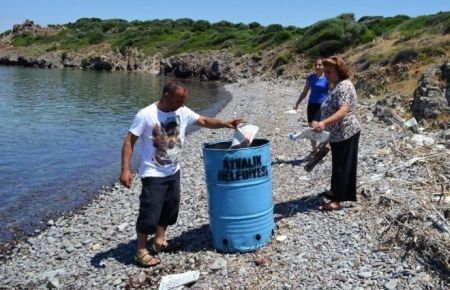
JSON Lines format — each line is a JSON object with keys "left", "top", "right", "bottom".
{"left": 120, "top": 80, "right": 243, "bottom": 267}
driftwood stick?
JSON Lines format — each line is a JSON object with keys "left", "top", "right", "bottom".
{"left": 379, "top": 195, "right": 403, "bottom": 205}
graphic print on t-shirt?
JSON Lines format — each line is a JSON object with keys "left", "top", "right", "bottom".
{"left": 152, "top": 116, "right": 182, "bottom": 167}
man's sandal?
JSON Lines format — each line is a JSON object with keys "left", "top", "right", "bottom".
{"left": 135, "top": 249, "right": 161, "bottom": 267}
{"left": 152, "top": 240, "right": 182, "bottom": 253}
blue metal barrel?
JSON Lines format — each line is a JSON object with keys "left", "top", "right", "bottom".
{"left": 202, "top": 139, "right": 274, "bottom": 252}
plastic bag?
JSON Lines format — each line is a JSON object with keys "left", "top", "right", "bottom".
{"left": 288, "top": 127, "right": 329, "bottom": 143}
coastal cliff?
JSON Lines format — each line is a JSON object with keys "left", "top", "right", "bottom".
{"left": 1, "top": 14, "right": 449, "bottom": 126}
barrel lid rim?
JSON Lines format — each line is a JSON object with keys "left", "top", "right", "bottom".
{"left": 203, "top": 138, "right": 270, "bottom": 151}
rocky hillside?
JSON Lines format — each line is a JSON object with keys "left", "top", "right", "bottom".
{"left": 0, "top": 13, "right": 449, "bottom": 126}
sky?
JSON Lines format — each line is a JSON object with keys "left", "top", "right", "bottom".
{"left": 1, "top": 0, "right": 449, "bottom": 33}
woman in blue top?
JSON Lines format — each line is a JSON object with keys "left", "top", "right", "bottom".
{"left": 293, "top": 58, "right": 329, "bottom": 151}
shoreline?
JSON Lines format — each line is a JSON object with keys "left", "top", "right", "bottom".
{"left": 0, "top": 73, "right": 232, "bottom": 254}
{"left": 1, "top": 78, "right": 448, "bottom": 289}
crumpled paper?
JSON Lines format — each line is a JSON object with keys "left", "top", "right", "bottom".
{"left": 230, "top": 124, "right": 259, "bottom": 148}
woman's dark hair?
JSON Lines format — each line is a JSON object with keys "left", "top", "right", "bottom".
{"left": 322, "top": 56, "right": 350, "bottom": 80}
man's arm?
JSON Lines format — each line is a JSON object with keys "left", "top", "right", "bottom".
{"left": 120, "top": 132, "right": 139, "bottom": 188}
{"left": 195, "top": 116, "right": 244, "bottom": 129}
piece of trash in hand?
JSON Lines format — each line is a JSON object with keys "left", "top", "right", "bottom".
{"left": 230, "top": 124, "right": 259, "bottom": 148}
{"left": 288, "top": 128, "right": 329, "bottom": 143}
{"left": 159, "top": 270, "right": 200, "bottom": 290}
{"left": 284, "top": 109, "right": 298, "bottom": 114}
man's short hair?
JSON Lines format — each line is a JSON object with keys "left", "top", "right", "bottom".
{"left": 162, "top": 80, "right": 187, "bottom": 96}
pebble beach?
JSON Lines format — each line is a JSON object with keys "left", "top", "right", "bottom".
{"left": 0, "top": 79, "right": 448, "bottom": 290}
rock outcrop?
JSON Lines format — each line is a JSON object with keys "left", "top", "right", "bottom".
{"left": 372, "top": 93, "right": 408, "bottom": 125}
{"left": 12, "top": 20, "right": 50, "bottom": 37}
{"left": 159, "top": 53, "right": 239, "bottom": 83}
{"left": 410, "top": 63, "right": 450, "bottom": 123}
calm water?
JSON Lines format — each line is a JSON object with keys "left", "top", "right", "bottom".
{"left": 0, "top": 67, "right": 229, "bottom": 245}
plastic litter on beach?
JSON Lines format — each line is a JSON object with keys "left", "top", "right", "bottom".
{"left": 284, "top": 109, "right": 298, "bottom": 114}
{"left": 159, "top": 270, "right": 200, "bottom": 290}
{"left": 230, "top": 124, "right": 259, "bottom": 148}
{"left": 403, "top": 117, "right": 420, "bottom": 133}
{"left": 411, "top": 134, "right": 435, "bottom": 146}
{"left": 275, "top": 235, "right": 287, "bottom": 242}
{"left": 288, "top": 127, "right": 330, "bottom": 143}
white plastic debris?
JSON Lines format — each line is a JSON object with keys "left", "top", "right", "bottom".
{"left": 284, "top": 109, "right": 298, "bottom": 114}
{"left": 288, "top": 128, "right": 330, "bottom": 143}
{"left": 404, "top": 117, "right": 418, "bottom": 128}
{"left": 403, "top": 117, "right": 420, "bottom": 133}
{"left": 275, "top": 235, "right": 287, "bottom": 242}
{"left": 159, "top": 270, "right": 200, "bottom": 290}
{"left": 230, "top": 124, "right": 259, "bottom": 148}
{"left": 116, "top": 222, "right": 128, "bottom": 231}
{"left": 411, "top": 134, "right": 434, "bottom": 146}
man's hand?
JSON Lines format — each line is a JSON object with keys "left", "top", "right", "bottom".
{"left": 120, "top": 132, "right": 138, "bottom": 189}
{"left": 226, "top": 118, "right": 245, "bottom": 129}
{"left": 313, "top": 121, "right": 326, "bottom": 133}
{"left": 120, "top": 169, "right": 133, "bottom": 189}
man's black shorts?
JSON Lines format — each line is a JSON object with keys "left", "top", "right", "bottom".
{"left": 307, "top": 103, "right": 322, "bottom": 123}
{"left": 136, "top": 170, "right": 181, "bottom": 235}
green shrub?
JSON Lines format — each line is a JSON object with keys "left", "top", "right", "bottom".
{"left": 152, "top": 19, "right": 174, "bottom": 31}
{"left": 274, "top": 52, "right": 292, "bottom": 66}
{"left": 360, "top": 30, "right": 376, "bottom": 43}
{"left": 315, "top": 40, "right": 343, "bottom": 57}
{"left": 272, "top": 31, "right": 291, "bottom": 44}
{"left": 174, "top": 18, "right": 194, "bottom": 28}
{"left": 221, "top": 39, "right": 235, "bottom": 48}
{"left": 265, "top": 24, "right": 283, "bottom": 33}
{"left": 60, "top": 35, "right": 87, "bottom": 49}
{"left": 193, "top": 20, "right": 211, "bottom": 32}
{"left": 360, "top": 15, "right": 409, "bottom": 36}
{"left": 101, "top": 19, "right": 129, "bottom": 33}
{"left": 358, "top": 16, "right": 383, "bottom": 23}
{"left": 87, "top": 30, "right": 105, "bottom": 44}
{"left": 212, "top": 20, "right": 234, "bottom": 28}
{"left": 390, "top": 49, "right": 419, "bottom": 64}
{"left": 249, "top": 22, "right": 261, "bottom": 29}
{"left": 67, "top": 18, "right": 102, "bottom": 30}
{"left": 208, "top": 32, "right": 237, "bottom": 46}
{"left": 12, "top": 35, "right": 36, "bottom": 46}
{"left": 295, "top": 14, "right": 366, "bottom": 55}
{"left": 425, "top": 11, "right": 450, "bottom": 26}
{"left": 396, "top": 12, "right": 450, "bottom": 35}
{"left": 256, "top": 30, "right": 274, "bottom": 43}
{"left": 234, "top": 23, "right": 248, "bottom": 30}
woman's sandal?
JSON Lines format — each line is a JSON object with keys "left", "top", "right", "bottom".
{"left": 319, "top": 202, "right": 343, "bottom": 212}
{"left": 152, "top": 240, "right": 182, "bottom": 253}
{"left": 135, "top": 249, "right": 161, "bottom": 267}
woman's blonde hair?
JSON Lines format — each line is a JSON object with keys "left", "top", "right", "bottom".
{"left": 322, "top": 56, "right": 350, "bottom": 80}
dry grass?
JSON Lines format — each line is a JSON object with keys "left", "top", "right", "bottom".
{"left": 347, "top": 32, "right": 450, "bottom": 65}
